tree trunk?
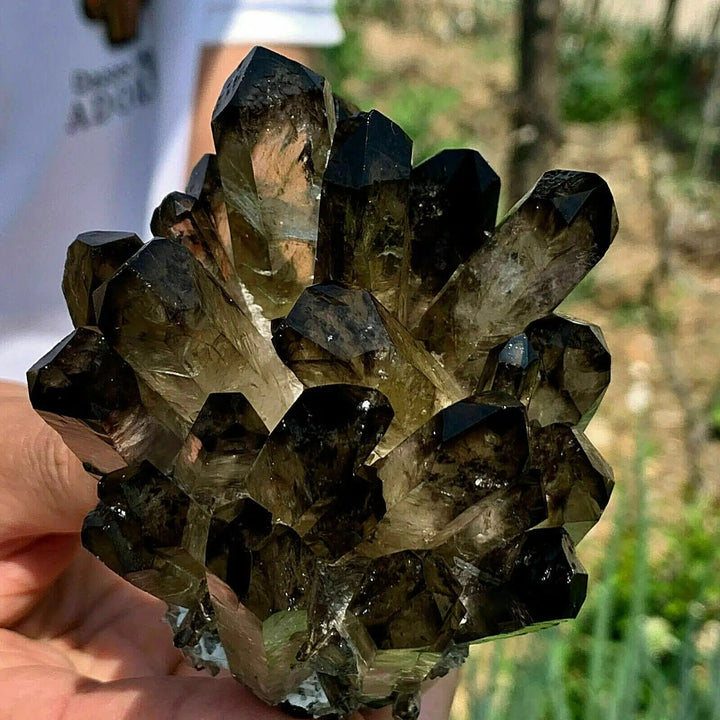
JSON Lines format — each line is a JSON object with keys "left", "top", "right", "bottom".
{"left": 660, "top": 0, "right": 680, "bottom": 47}
{"left": 693, "top": 43, "right": 720, "bottom": 177}
{"left": 508, "top": 0, "right": 563, "bottom": 205}
{"left": 586, "top": 0, "right": 602, "bottom": 25}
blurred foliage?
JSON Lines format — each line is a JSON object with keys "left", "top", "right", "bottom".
{"left": 560, "top": 14, "right": 713, "bottom": 161}
{"left": 321, "top": 28, "right": 375, "bottom": 97}
{"left": 386, "top": 83, "right": 461, "bottom": 160}
{"left": 322, "top": 7, "right": 465, "bottom": 160}
{"left": 621, "top": 28, "right": 707, "bottom": 149}
{"left": 560, "top": 23, "right": 624, "bottom": 122}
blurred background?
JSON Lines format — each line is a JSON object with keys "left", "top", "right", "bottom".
{"left": 317, "top": 1, "right": 720, "bottom": 718}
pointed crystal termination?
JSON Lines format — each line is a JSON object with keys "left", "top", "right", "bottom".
{"left": 27, "top": 327, "right": 183, "bottom": 476}
{"left": 62, "top": 230, "right": 143, "bottom": 326}
{"left": 150, "top": 191, "right": 250, "bottom": 318}
{"left": 509, "top": 527, "right": 588, "bottom": 623}
{"left": 524, "top": 314, "right": 610, "bottom": 429}
{"left": 82, "top": 461, "right": 192, "bottom": 579}
{"left": 151, "top": 192, "right": 233, "bottom": 282}
{"left": 357, "top": 393, "right": 529, "bottom": 557}
{"left": 454, "top": 527, "right": 587, "bottom": 643}
{"left": 186, "top": 153, "right": 234, "bottom": 269}
{"left": 475, "top": 333, "right": 540, "bottom": 406}
{"left": 211, "top": 46, "right": 336, "bottom": 319}
{"left": 272, "top": 283, "right": 464, "bottom": 459}
{"left": 174, "top": 392, "right": 269, "bottom": 508}
{"left": 529, "top": 422, "right": 614, "bottom": 543}
{"left": 415, "top": 170, "right": 619, "bottom": 388}
{"left": 209, "top": 522, "right": 316, "bottom": 621}
{"left": 433, "top": 475, "right": 546, "bottom": 571}
{"left": 83, "top": 462, "right": 212, "bottom": 633}
{"left": 478, "top": 313, "right": 611, "bottom": 429}
{"left": 406, "top": 149, "right": 500, "bottom": 325}
{"left": 94, "top": 237, "right": 302, "bottom": 430}
{"left": 240, "top": 385, "right": 391, "bottom": 553}
{"left": 316, "top": 110, "right": 413, "bottom": 320}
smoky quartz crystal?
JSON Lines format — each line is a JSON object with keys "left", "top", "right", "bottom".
{"left": 28, "top": 47, "right": 618, "bottom": 720}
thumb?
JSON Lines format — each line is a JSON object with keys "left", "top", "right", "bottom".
{"left": 0, "top": 382, "right": 97, "bottom": 540}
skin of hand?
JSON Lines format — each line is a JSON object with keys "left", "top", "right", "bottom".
{"left": 0, "top": 381, "right": 457, "bottom": 719}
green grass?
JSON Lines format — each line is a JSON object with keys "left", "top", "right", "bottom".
{"left": 385, "top": 83, "right": 462, "bottom": 162}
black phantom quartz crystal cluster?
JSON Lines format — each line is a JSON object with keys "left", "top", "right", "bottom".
{"left": 28, "top": 48, "right": 618, "bottom": 720}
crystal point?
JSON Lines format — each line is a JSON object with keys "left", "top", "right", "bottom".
{"left": 186, "top": 153, "right": 234, "bottom": 269}
{"left": 241, "top": 384, "right": 392, "bottom": 546}
{"left": 212, "top": 46, "right": 335, "bottom": 319}
{"left": 174, "top": 392, "right": 269, "bottom": 507}
{"left": 27, "top": 326, "right": 182, "bottom": 475}
{"left": 406, "top": 149, "right": 499, "bottom": 323}
{"left": 479, "top": 313, "right": 611, "bottom": 429}
{"left": 316, "top": 111, "right": 412, "bottom": 318}
{"left": 360, "top": 393, "right": 529, "bottom": 556}
{"left": 62, "top": 230, "right": 143, "bottom": 326}
{"left": 150, "top": 191, "right": 242, "bottom": 309}
{"left": 95, "top": 237, "right": 301, "bottom": 430}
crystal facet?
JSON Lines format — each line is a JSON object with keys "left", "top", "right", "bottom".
{"left": 27, "top": 327, "right": 182, "bottom": 475}
{"left": 478, "top": 313, "right": 611, "bottom": 429}
{"left": 94, "top": 237, "right": 301, "bottom": 430}
{"left": 406, "top": 149, "right": 500, "bottom": 324}
{"left": 28, "top": 46, "right": 618, "bottom": 720}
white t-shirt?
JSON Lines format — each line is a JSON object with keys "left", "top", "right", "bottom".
{"left": 0, "top": 1, "right": 342, "bottom": 382}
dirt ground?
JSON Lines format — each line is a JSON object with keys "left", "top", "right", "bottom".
{"left": 343, "top": 14, "right": 720, "bottom": 716}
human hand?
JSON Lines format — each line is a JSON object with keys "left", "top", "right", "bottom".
{"left": 82, "top": 0, "right": 147, "bottom": 45}
{"left": 0, "top": 382, "right": 457, "bottom": 719}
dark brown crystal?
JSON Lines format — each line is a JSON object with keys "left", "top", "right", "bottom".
{"left": 27, "top": 326, "right": 182, "bottom": 475}
{"left": 315, "top": 110, "right": 412, "bottom": 320}
{"left": 94, "top": 237, "right": 301, "bottom": 430}
{"left": 358, "top": 393, "right": 529, "bottom": 556}
{"left": 478, "top": 313, "right": 611, "bottom": 429}
{"left": 212, "top": 46, "right": 335, "bottom": 319}
{"left": 186, "top": 153, "right": 234, "bottom": 269}
{"left": 28, "top": 46, "right": 619, "bottom": 720}
{"left": 62, "top": 230, "right": 143, "bottom": 326}
{"left": 406, "top": 149, "right": 500, "bottom": 324}
{"left": 150, "top": 191, "right": 245, "bottom": 312}
{"left": 272, "top": 283, "right": 464, "bottom": 458}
